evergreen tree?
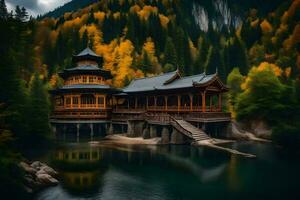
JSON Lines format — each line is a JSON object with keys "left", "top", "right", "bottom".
{"left": 141, "top": 51, "right": 152, "bottom": 73}
{"left": 163, "top": 37, "right": 177, "bottom": 67}
{"left": 0, "top": 0, "right": 8, "bottom": 19}
{"left": 14, "top": 6, "right": 28, "bottom": 22}
{"left": 27, "top": 73, "right": 50, "bottom": 143}
{"left": 193, "top": 36, "right": 209, "bottom": 74}
{"left": 205, "top": 46, "right": 225, "bottom": 80}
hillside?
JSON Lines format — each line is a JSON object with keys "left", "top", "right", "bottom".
{"left": 33, "top": 0, "right": 299, "bottom": 89}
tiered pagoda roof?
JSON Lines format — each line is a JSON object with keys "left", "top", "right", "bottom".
{"left": 59, "top": 48, "right": 112, "bottom": 79}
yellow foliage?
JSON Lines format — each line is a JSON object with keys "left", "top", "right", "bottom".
{"left": 287, "top": 0, "right": 300, "bottom": 18}
{"left": 138, "top": 5, "right": 158, "bottom": 20}
{"left": 79, "top": 24, "right": 103, "bottom": 47}
{"left": 241, "top": 62, "right": 283, "bottom": 90}
{"left": 113, "top": 12, "right": 121, "bottom": 19}
{"left": 260, "top": 19, "right": 273, "bottom": 34}
{"left": 285, "top": 67, "right": 292, "bottom": 78}
{"left": 63, "top": 12, "right": 72, "bottom": 20}
{"left": 142, "top": 37, "right": 161, "bottom": 74}
{"left": 159, "top": 14, "right": 169, "bottom": 28}
{"left": 283, "top": 35, "right": 293, "bottom": 50}
{"left": 143, "top": 37, "right": 156, "bottom": 57}
{"left": 130, "top": 5, "right": 141, "bottom": 13}
{"left": 94, "top": 11, "right": 106, "bottom": 22}
{"left": 250, "top": 19, "right": 259, "bottom": 28}
{"left": 49, "top": 74, "right": 60, "bottom": 88}
{"left": 292, "top": 24, "right": 300, "bottom": 45}
{"left": 189, "top": 39, "right": 197, "bottom": 61}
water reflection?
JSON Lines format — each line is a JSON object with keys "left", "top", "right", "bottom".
{"left": 35, "top": 142, "right": 300, "bottom": 200}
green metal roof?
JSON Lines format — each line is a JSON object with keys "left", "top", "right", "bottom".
{"left": 123, "top": 70, "right": 221, "bottom": 93}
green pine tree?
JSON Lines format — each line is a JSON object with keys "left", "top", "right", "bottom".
{"left": 27, "top": 73, "right": 50, "bottom": 143}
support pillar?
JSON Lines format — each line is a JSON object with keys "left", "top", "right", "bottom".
{"left": 161, "top": 127, "right": 170, "bottom": 144}
{"left": 135, "top": 96, "right": 138, "bottom": 109}
{"left": 76, "top": 124, "right": 80, "bottom": 143}
{"left": 189, "top": 94, "right": 193, "bottom": 111}
{"left": 201, "top": 91, "right": 206, "bottom": 112}
{"left": 150, "top": 125, "right": 157, "bottom": 138}
{"left": 218, "top": 94, "right": 222, "bottom": 111}
{"left": 165, "top": 96, "right": 168, "bottom": 111}
{"left": 90, "top": 123, "right": 94, "bottom": 141}
{"left": 210, "top": 95, "right": 213, "bottom": 112}
{"left": 170, "top": 128, "right": 185, "bottom": 144}
{"left": 177, "top": 95, "right": 181, "bottom": 112}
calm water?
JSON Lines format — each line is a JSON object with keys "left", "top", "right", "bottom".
{"left": 33, "top": 141, "right": 300, "bottom": 200}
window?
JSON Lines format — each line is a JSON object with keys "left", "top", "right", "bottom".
{"left": 83, "top": 76, "right": 87, "bottom": 83}
{"left": 72, "top": 97, "right": 78, "bottom": 104}
{"left": 66, "top": 97, "right": 71, "bottom": 105}
{"left": 98, "top": 97, "right": 104, "bottom": 105}
{"left": 89, "top": 76, "right": 93, "bottom": 83}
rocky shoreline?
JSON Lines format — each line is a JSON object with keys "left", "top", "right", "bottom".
{"left": 19, "top": 161, "right": 59, "bottom": 194}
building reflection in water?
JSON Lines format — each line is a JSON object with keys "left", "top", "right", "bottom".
{"left": 50, "top": 144, "right": 230, "bottom": 197}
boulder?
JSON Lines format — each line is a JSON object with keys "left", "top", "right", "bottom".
{"left": 20, "top": 162, "right": 37, "bottom": 175}
{"left": 36, "top": 173, "right": 59, "bottom": 186}
{"left": 40, "top": 165, "right": 58, "bottom": 177}
{"left": 31, "top": 161, "right": 44, "bottom": 170}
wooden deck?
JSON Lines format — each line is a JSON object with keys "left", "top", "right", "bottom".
{"left": 111, "top": 111, "right": 231, "bottom": 124}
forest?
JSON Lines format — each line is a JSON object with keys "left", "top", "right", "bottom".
{"left": 0, "top": 0, "right": 300, "bottom": 198}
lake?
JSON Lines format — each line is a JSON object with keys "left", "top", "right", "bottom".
{"left": 33, "top": 141, "right": 300, "bottom": 200}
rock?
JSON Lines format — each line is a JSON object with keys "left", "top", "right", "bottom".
{"left": 36, "top": 173, "right": 59, "bottom": 186}
{"left": 40, "top": 165, "right": 58, "bottom": 177}
{"left": 250, "top": 121, "right": 272, "bottom": 139}
{"left": 31, "top": 161, "right": 43, "bottom": 170}
{"left": 20, "top": 162, "right": 37, "bottom": 175}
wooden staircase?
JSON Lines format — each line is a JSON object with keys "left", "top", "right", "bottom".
{"left": 170, "top": 117, "right": 211, "bottom": 142}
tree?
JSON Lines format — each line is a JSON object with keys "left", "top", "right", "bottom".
{"left": 0, "top": 0, "right": 8, "bottom": 19}
{"left": 236, "top": 64, "right": 286, "bottom": 122}
{"left": 27, "top": 73, "right": 50, "bottom": 143}
{"left": 14, "top": 6, "right": 28, "bottom": 22}
{"left": 193, "top": 36, "right": 209, "bottom": 74}
{"left": 205, "top": 46, "right": 225, "bottom": 80}
{"left": 141, "top": 50, "right": 153, "bottom": 73}
{"left": 227, "top": 68, "right": 244, "bottom": 115}
{"left": 163, "top": 37, "right": 177, "bottom": 67}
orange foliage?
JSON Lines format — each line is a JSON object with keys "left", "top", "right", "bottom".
{"left": 159, "top": 14, "right": 169, "bottom": 28}
{"left": 241, "top": 62, "right": 283, "bottom": 90}
{"left": 292, "top": 24, "right": 300, "bottom": 45}
{"left": 94, "top": 11, "right": 106, "bottom": 22}
{"left": 250, "top": 19, "right": 259, "bottom": 28}
{"left": 138, "top": 5, "right": 158, "bottom": 20}
{"left": 287, "top": 0, "right": 300, "bottom": 18}
{"left": 260, "top": 19, "right": 273, "bottom": 34}
{"left": 130, "top": 5, "right": 141, "bottom": 13}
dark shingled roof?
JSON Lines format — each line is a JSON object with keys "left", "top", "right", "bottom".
{"left": 50, "top": 84, "right": 119, "bottom": 94}
{"left": 76, "top": 47, "right": 100, "bottom": 58}
{"left": 123, "top": 70, "right": 224, "bottom": 93}
{"left": 59, "top": 65, "right": 113, "bottom": 79}
{"left": 72, "top": 47, "right": 103, "bottom": 64}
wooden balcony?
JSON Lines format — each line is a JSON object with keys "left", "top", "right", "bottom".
{"left": 113, "top": 105, "right": 221, "bottom": 113}
{"left": 51, "top": 108, "right": 111, "bottom": 120}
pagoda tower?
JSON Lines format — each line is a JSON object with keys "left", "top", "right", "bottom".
{"left": 50, "top": 47, "right": 117, "bottom": 141}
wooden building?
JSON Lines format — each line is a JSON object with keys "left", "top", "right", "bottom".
{"left": 50, "top": 48, "right": 231, "bottom": 143}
